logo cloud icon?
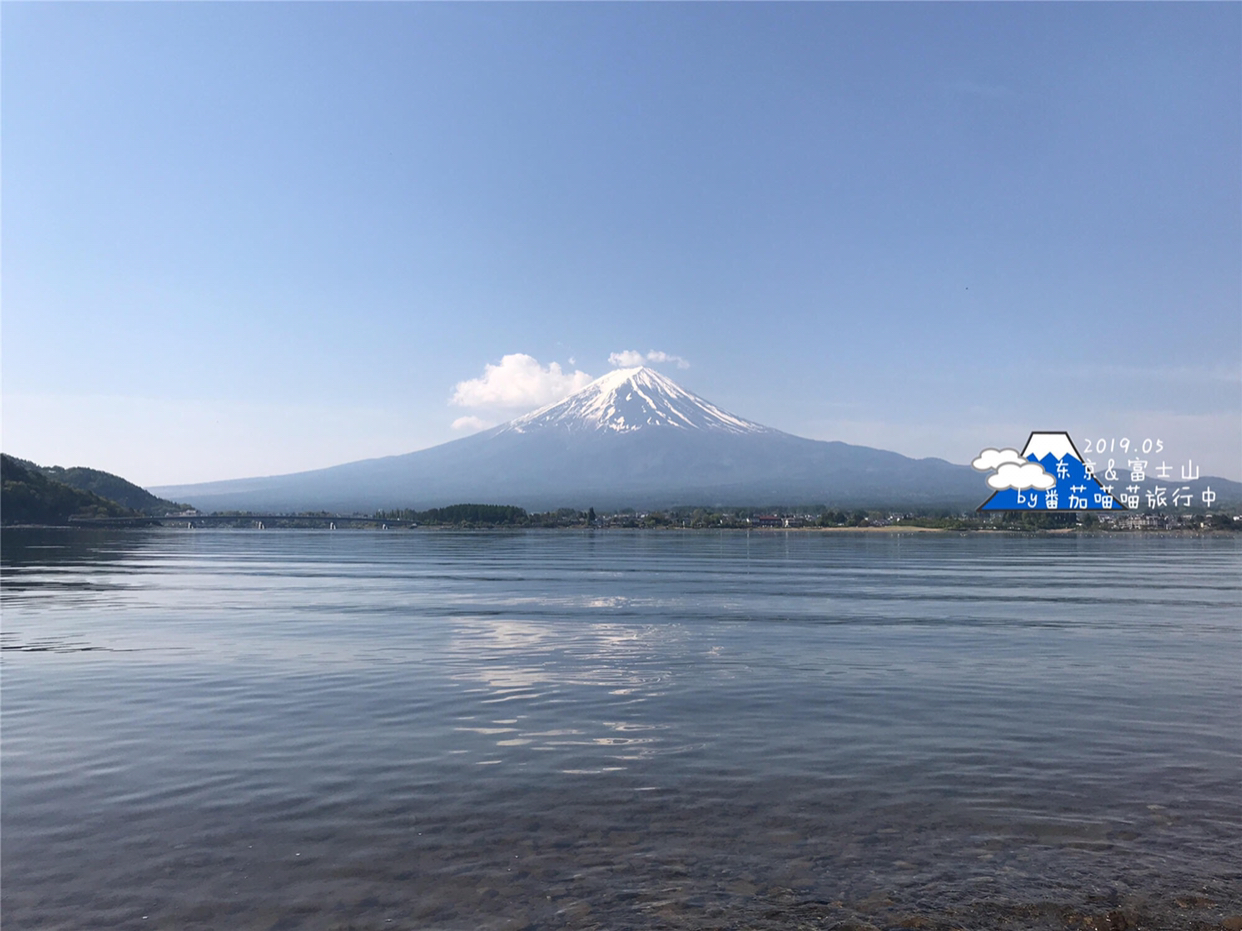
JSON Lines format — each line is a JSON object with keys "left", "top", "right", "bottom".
{"left": 971, "top": 448, "right": 1026, "bottom": 471}
{"left": 986, "top": 461, "right": 1057, "bottom": 491}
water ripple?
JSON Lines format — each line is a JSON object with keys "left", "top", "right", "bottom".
{"left": 2, "top": 528, "right": 1238, "bottom": 929}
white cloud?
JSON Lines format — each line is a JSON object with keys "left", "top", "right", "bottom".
{"left": 450, "top": 354, "right": 594, "bottom": 410}
{"left": 971, "top": 448, "right": 1026, "bottom": 472}
{"left": 451, "top": 416, "right": 493, "bottom": 433}
{"left": 609, "top": 350, "right": 646, "bottom": 367}
{"left": 987, "top": 461, "right": 1056, "bottom": 491}
{"left": 645, "top": 350, "right": 690, "bottom": 369}
{"left": 608, "top": 349, "right": 690, "bottom": 369}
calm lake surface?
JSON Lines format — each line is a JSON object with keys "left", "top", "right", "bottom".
{"left": 2, "top": 529, "right": 1239, "bottom": 930}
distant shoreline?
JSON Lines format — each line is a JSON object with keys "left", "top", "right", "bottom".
{"left": 2, "top": 522, "right": 1236, "bottom": 536}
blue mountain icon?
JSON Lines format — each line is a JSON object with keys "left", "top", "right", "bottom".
{"left": 978, "top": 432, "right": 1126, "bottom": 512}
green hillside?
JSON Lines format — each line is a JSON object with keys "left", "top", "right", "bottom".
{"left": 15, "top": 458, "right": 187, "bottom": 515}
{"left": 1, "top": 455, "right": 139, "bottom": 525}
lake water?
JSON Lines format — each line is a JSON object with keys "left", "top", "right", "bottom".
{"left": 2, "top": 529, "right": 1239, "bottom": 930}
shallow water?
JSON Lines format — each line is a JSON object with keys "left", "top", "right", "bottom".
{"left": 2, "top": 529, "right": 1239, "bottom": 930}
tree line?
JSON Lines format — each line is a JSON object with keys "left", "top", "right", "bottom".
{"left": 374, "top": 503, "right": 530, "bottom": 525}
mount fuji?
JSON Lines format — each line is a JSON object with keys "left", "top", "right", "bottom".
{"left": 153, "top": 367, "right": 982, "bottom": 512}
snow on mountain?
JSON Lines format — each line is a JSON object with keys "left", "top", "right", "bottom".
{"left": 1020, "top": 432, "right": 1082, "bottom": 463}
{"left": 497, "top": 366, "right": 772, "bottom": 436}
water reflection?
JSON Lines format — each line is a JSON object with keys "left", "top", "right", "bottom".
{"left": 440, "top": 617, "right": 690, "bottom": 770}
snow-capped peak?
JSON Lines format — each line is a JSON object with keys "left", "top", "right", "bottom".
{"left": 496, "top": 366, "right": 772, "bottom": 436}
{"left": 1021, "top": 431, "right": 1081, "bottom": 463}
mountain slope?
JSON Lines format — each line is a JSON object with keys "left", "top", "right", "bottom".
{"left": 153, "top": 367, "right": 985, "bottom": 512}
{"left": 14, "top": 458, "right": 187, "bottom": 515}
{"left": 1, "top": 455, "right": 138, "bottom": 525}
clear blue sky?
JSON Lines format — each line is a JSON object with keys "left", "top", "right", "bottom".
{"left": 4, "top": 3, "right": 1239, "bottom": 484}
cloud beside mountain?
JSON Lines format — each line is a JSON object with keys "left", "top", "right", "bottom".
{"left": 451, "top": 354, "right": 594, "bottom": 411}
{"left": 451, "top": 415, "right": 493, "bottom": 433}
{"left": 608, "top": 349, "right": 690, "bottom": 369}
